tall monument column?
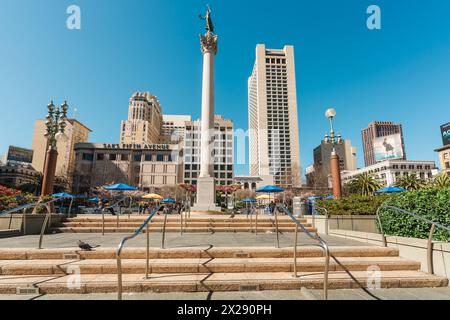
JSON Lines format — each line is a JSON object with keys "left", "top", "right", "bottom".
{"left": 199, "top": 32, "right": 217, "bottom": 178}
{"left": 193, "top": 7, "right": 221, "bottom": 212}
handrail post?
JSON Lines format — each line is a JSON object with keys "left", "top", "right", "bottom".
{"left": 180, "top": 205, "right": 183, "bottom": 236}
{"left": 324, "top": 208, "right": 329, "bottom": 236}
{"left": 117, "top": 209, "right": 119, "bottom": 229}
{"left": 427, "top": 224, "right": 436, "bottom": 275}
{"left": 274, "top": 207, "right": 280, "bottom": 248}
{"left": 22, "top": 208, "right": 27, "bottom": 236}
{"left": 255, "top": 209, "right": 258, "bottom": 235}
{"left": 293, "top": 224, "right": 299, "bottom": 278}
{"left": 38, "top": 207, "right": 51, "bottom": 250}
{"left": 128, "top": 196, "right": 132, "bottom": 219}
{"left": 323, "top": 245, "right": 330, "bottom": 300}
{"left": 376, "top": 207, "right": 387, "bottom": 247}
{"left": 145, "top": 223, "right": 150, "bottom": 279}
{"left": 68, "top": 197, "right": 73, "bottom": 218}
{"left": 102, "top": 209, "right": 105, "bottom": 236}
{"left": 161, "top": 213, "right": 168, "bottom": 249}
{"left": 117, "top": 254, "right": 123, "bottom": 300}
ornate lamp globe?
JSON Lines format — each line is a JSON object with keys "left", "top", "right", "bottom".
{"left": 325, "top": 108, "right": 336, "bottom": 119}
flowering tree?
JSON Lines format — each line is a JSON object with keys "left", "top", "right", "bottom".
{"left": 0, "top": 185, "right": 34, "bottom": 212}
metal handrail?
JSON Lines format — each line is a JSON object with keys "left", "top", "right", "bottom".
{"left": 376, "top": 205, "right": 450, "bottom": 275}
{"left": 101, "top": 195, "right": 133, "bottom": 234}
{"left": 0, "top": 197, "right": 72, "bottom": 246}
{"left": 277, "top": 205, "right": 330, "bottom": 300}
{"left": 304, "top": 202, "right": 329, "bottom": 235}
{"left": 116, "top": 205, "right": 162, "bottom": 300}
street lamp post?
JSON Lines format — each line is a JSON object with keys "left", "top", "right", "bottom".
{"left": 324, "top": 108, "right": 343, "bottom": 199}
{"left": 40, "top": 101, "right": 69, "bottom": 198}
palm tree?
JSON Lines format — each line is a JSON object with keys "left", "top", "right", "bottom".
{"left": 433, "top": 172, "right": 450, "bottom": 188}
{"left": 396, "top": 173, "right": 426, "bottom": 191}
{"left": 349, "top": 173, "right": 382, "bottom": 196}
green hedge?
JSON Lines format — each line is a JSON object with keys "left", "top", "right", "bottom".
{"left": 316, "top": 194, "right": 390, "bottom": 216}
{"left": 378, "top": 188, "right": 450, "bottom": 241}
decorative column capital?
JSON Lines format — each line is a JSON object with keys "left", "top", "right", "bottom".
{"left": 200, "top": 31, "right": 218, "bottom": 55}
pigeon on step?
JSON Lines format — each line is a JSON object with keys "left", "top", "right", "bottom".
{"left": 77, "top": 240, "right": 101, "bottom": 251}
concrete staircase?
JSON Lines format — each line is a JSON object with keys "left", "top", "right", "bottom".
{"left": 50, "top": 215, "right": 315, "bottom": 234}
{"left": 0, "top": 246, "right": 447, "bottom": 295}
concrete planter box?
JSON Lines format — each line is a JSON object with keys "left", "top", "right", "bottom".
{"left": 307, "top": 215, "right": 379, "bottom": 234}
{"left": 0, "top": 214, "right": 64, "bottom": 235}
{"left": 329, "top": 215, "right": 379, "bottom": 233}
{"left": 330, "top": 229, "right": 450, "bottom": 282}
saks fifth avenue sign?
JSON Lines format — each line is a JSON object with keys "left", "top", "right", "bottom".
{"left": 102, "top": 143, "right": 170, "bottom": 151}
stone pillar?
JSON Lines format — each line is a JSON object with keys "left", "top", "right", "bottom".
{"left": 193, "top": 31, "right": 221, "bottom": 212}
{"left": 330, "top": 151, "right": 342, "bottom": 199}
{"left": 41, "top": 148, "right": 58, "bottom": 197}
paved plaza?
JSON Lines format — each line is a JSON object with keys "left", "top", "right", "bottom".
{"left": 0, "top": 232, "right": 367, "bottom": 249}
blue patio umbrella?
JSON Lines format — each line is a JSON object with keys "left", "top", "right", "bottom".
{"left": 256, "top": 185, "right": 285, "bottom": 205}
{"left": 242, "top": 198, "right": 257, "bottom": 203}
{"left": 52, "top": 193, "right": 75, "bottom": 216}
{"left": 162, "top": 198, "right": 176, "bottom": 204}
{"left": 376, "top": 186, "right": 407, "bottom": 194}
{"left": 256, "top": 186, "right": 284, "bottom": 193}
{"left": 52, "top": 192, "right": 74, "bottom": 198}
{"left": 326, "top": 195, "right": 335, "bottom": 200}
{"left": 88, "top": 197, "right": 100, "bottom": 203}
{"left": 104, "top": 183, "right": 138, "bottom": 191}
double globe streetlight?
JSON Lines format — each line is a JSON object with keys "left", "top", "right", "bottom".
{"left": 324, "top": 108, "right": 342, "bottom": 199}
{"left": 40, "top": 101, "right": 69, "bottom": 197}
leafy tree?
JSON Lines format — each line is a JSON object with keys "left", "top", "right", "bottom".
{"left": 396, "top": 173, "right": 426, "bottom": 191}
{"left": 433, "top": 172, "right": 450, "bottom": 188}
{"left": 346, "top": 172, "right": 382, "bottom": 196}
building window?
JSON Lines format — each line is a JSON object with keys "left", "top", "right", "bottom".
{"left": 109, "top": 154, "right": 117, "bottom": 161}
{"left": 82, "top": 153, "right": 94, "bottom": 161}
{"left": 145, "top": 154, "right": 152, "bottom": 162}
{"left": 97, "top": 154, "right": 104, "bottom": 161}
{"left": 134, "top": 154, "right": 142, "bottom": 162}
{"left": 156, "top": 154, "right": 164, "bottom": 162}
{"left": 120, "top": 154, "right": 129, "bottom": 161}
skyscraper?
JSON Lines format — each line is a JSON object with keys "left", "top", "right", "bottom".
{"left": 120, "top": 92, "right": 162, "bottom": 145}
{"left": 248, "top": 44, "right": 301, "bottom": 188}
{"left": 362, "top": 121, "right": 406, "bottom": 167}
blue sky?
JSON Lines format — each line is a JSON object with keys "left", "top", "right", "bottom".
{"left": 1, "top": 0, "right": 449, "bottom": 177}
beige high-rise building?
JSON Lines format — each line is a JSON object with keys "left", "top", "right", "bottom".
{"left": 120, "top": 92, "right": 163, "bottom": 144}
{"left": 31, "top": 118, "right": 91, "bottom": 185}
{"left": 161, "top": 115, "right": 192, "bottom": 143}
{"left": 248, "top": 44, "right": 301, "bottom": 189}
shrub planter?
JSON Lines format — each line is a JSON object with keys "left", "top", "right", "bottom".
{"left": 0, "top": 213, "right": 64, "bottom": 235}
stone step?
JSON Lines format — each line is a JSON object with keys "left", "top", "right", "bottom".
{"left": 0, "top": 271, "right": 447, "bottom": 294}
{"left": 62, "top": 217, "right": 301, "bottom": 223}
{"left": 55, "top": 222, "right": 302, "bottom": 228}
{"left": 0, "top": 257, "right": 421, "bottom": 275}
{"left": 0, "top": 246, "right": 400, "bottom": 260}
{"left": 49, "top": 227, "right": 317, "bottom": 234}
{"left": 0, "top": 230, "right": 21, "bottom": 239}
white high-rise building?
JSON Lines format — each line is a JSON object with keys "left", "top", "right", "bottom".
{"left": 248, "top": 44, "right": 301, "bottom": 189}
{"left": 183, "top": 115, "right": 234, "bottom": 186}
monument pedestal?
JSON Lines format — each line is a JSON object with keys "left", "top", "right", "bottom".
{"left": 192, "top": 177, "right": 222, "bottom": 212}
